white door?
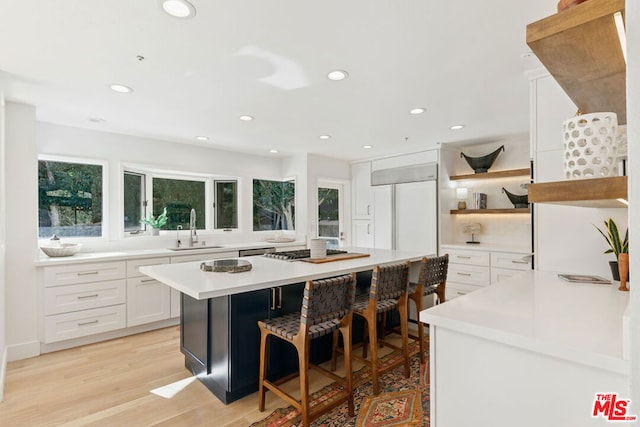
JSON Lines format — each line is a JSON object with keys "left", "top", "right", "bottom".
{"left": 395, "top": 181, "right": 437, "bottom": 254}
{"left": 318, "top": 182, "right": 344, "bottom": 248}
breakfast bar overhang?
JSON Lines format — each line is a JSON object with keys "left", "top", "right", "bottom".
{"left": 140, "top": 247, "right": 425, "bottom": 404}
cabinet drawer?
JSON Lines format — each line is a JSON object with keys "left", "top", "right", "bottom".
{"left": 126, "top": 257, "right": 170, "bottom": 278}
{"left": 445, "top": 282, "right": 483, "bottom": 300}
{"left": 170, "top": 250, "right": 239, "bottom": 263}
{"left": 448, "top": 249, "right": 490, "bottom": 267}
{"left": 44, "top": 261, "right": 126, "bottom": 287}
{"left": 44, "top": 279, "right": 126, "bottom": 315}
{"left": 43, "top": 305, "right": 126, "bottom": 343}
{"left": 491, "top": 267, "right": 527, "bottom": 285}
{"left": 448, "top": 264, "right": 490, "bottom": 286}
{"left": 491, "top": 252, "right": 532, "bottom": 271}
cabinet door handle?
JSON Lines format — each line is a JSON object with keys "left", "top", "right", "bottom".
{"left": 367, "top": 224, "right": 371, "bottom": 234}
{"left": 77, "top": 320, "right": 99, "bottom": 326}
{"left": 456, "top": 272, "right": 472, "bottom": 276}
{"left": 277, "top": 287, "right": 283, "bottom": 309}
{"left": 456, "top": 256, "right": 471, "bottom": 259}
{"left": 77, "top": 271, "right": 99, "bottom": 276}
{"left": 77, "top": 294, "right": 99, "bottom": 300}
{"left": 511, "top": 260, "right": 529, "bottom": 264}
{"left": 367, "top": 205, "right": 370, "bottom": 215}
{"left": 140, "top": 278, "right": 156, "bottom": 283}
{"left": 270, "top": 288, "right": 276, "bottom": 310}
{"left": 456, "top": 291, "right": 467, "bottom": 296}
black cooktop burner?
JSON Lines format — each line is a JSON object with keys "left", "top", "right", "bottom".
{"left": 264, "top": 249, "right": 347, "bottom": 261}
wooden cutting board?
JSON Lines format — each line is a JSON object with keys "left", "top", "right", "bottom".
{"left": 300, "top": 252, "right": 370, "bottom": 263}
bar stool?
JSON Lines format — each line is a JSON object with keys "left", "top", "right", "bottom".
{"left": 407, "top": 254, "right": 449, "bottom": 365}
{"left": 334, "top": 261, "right": 411, "bottom": 395}
{"left": 257, "top": 273, "right": 356, "bottom": 427}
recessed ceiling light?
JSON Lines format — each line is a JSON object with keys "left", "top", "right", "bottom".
{"left": 269, "top": 149, "right": 279, "bottom": 154}
{"left": 160, "top": 0, "right": 196, "bottom": 18}
{"left": 319, "top": 135, "right": 331, "bottom": 140}
{"left": 363, "top": 145, "right": 373, "bottom": 149}
{"left": 239, "top": 115, "right": 254, "bottom": 121}
{"left": 450, "top": 124, "right": 465, "bottom": 130}
{"left": 194, "top": 136, "right": 209, "bottom": 141}
{"left": 109, "top": 84, "right": 133, "bottom": 93}
{"left": 327, "top": 70, "right": 349, "bottom": 81}
{"left": 409, "top": 108, "right": 426, "bottom": 115}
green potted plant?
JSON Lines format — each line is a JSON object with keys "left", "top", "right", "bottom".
{"left": 595, "top": 218, "right": 628, "bottom": 281}
{"left": 141, "top": 207, "right": 168, "bottom": 235}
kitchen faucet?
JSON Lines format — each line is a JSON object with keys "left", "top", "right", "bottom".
{"left": 189, "top": 208, "right": 198, "bottom": 247}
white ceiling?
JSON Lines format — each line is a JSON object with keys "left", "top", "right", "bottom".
{"left": 0, "top": 0, "right": 557, "bottom": 161}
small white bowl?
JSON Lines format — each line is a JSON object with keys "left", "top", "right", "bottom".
{"left": 40, "top": 243, "right": 82, "bottom": 257}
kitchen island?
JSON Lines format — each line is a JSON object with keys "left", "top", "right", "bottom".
{"left": 140, "top": 247, "right": 425, "bottom": 403}
{"left": 420, "top": 270, "right": 631, "bottom": 427}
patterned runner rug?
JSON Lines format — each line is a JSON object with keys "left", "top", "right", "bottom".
{"left": 250, "top": 341, "right": 430, "bottom": 427}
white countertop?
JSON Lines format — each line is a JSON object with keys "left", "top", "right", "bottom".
{"left": 420, "top": 270, "right": 630, "bottom": 374}
{"left": 441, "top": 242, "right": 532, "bottom": 253}
{"left": 33, "top": 240, "right": 306, "bottom": 266}
{"left": 140, "top": 247, "right": 426, "bottom": 300}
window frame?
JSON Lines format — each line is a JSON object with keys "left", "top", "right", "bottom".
{"left": 38, "top": 154, "right": 109, "bottom": 241}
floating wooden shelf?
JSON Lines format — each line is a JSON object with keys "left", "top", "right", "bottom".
{"left": 528, "top": 176, "right": 627, "bottom": 208}
{"left": 450, "top": 208, "right": 531, "bottom": 215}
{"left": 526, "top": 0, "right": 626, "bottom": 124}
{"left": 450, "top": 168, "right": 531, "bottom": 181}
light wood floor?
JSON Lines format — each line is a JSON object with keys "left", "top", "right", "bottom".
{"left": 0, "top": 326, "right": 375, "bottom": 426}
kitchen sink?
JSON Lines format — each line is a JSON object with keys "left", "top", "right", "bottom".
{"left": 168, "top": 245, "right": 225, "bottom": 251}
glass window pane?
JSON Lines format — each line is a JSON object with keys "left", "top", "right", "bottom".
{"left": 124, "top": 172, "right": 144, "bottom": 231}
{"left": 253, "top": 179, "right": 295, "bottom": 231}
{"left": 318, "top": 187, "right": 339, "bottom": 239}
{"left": 215, "top": 181, "right": 238, "bottom": 229}
{"left": 152, "top": 178, "right": 205, "bottom": 230}
{"left": 38, "top": 160, "right": 103, "bottom": 238}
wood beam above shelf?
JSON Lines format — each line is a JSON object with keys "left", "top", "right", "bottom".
{"left": 450, "top": 168, "right": 531, "bottom": 181}
{"left": 450, "top": 208, "right": 531, "bottom": 215}
{"left": 528, "top": 176, "right": 627, "bottom": 208}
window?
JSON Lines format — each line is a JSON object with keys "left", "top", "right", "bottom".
{"left": 124, "top": 168, "right": 239, "bottom": 234}
{"left": 38, "top": 158, "right": 104, "bottom": 238}
{"left": 253, "top": 179, "right": 295, "bottom": 231}
{"left": 215, "top": 181, "right": 238, "bottom": 229}
{"left": 124, "top": 172, "right": 144, "bottom": 232}
{"left": 318, "top": 184, "right": 342, "bottom": 248}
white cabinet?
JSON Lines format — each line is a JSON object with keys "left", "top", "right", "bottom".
{"left": 43, "top": 261, "right": 127, "bottom": 343}
{"left": 126, "top": 257, "right": 171, "bottom": 327}
{"left": 443, "top": 247, "right": 531, "bottom": 300}
{"left": 353, "top": 221, "right": 373, "bottom": 248}
{"left": 373, "top": 185, "right": 392, "bottom": 249}
{"left": 352, "top": 162, "right": 373, "bottom": 219}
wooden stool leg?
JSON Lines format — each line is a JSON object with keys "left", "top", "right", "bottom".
{"left": 257, "top": 326, "right": 269, "bottom": 411}
{"left": 330, "top": 329, "right": 339, "bottom": 371}
{"left": 362, "top": 319, "right": 369, "bottom": 358}
{"left": 340, "top": 320, "right": 355, "bottom": 417}
{"left": 366, "top": 312, "right": 380, "bottom": 395}
{"left": 298, "top": 338, "right": 310, "bottom": 427}
{"left": 399, "top": 296, "right": 410, "bottom": 378}
{"left": 415, "top": 293, "right": 425, "bottom": 365}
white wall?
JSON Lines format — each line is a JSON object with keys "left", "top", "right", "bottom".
{"left": 627, "top": 0, "right": 639, "bottom": 415}
{"left": 0, "top": 93, "right": 6, "bottom": 399}
{"left": 5, "top": 102, "right": 39, "bottom": 361}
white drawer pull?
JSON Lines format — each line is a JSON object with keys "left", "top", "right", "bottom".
{"left": 456, "top": 272, "right": 471, "bottom": 276}
{"left": 456, "top": 256, "right": 471, "bottom": 259}
{"left": 77, "top": 294, "right": 99, "bottom": 300}
{"left": 456, "top": 291, "right": 467, "bottom": 295}
{"left": 78, "top": 320, "right": 99, "bottom": 326}
{"left": 78, "top": 271, "right": 99, "bottom": 276}
{"left": 511, "top": 260, "right": 529, "bottom": 264}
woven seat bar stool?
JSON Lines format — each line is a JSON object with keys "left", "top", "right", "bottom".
{"left": 408, "top": 254, "right": 448, "bottom": 364}
{"left": 333, "top": 261, "right": 411, "bottom": 395}
{"left": 257, "top": 273, "right": 356, "bottom": 427}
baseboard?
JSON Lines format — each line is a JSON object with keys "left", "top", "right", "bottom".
{"left": 0, "top": 346, "right": 7, "bottom": 402}
{"left": 7, "top": 340, "right": 40, "bottom": 362}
